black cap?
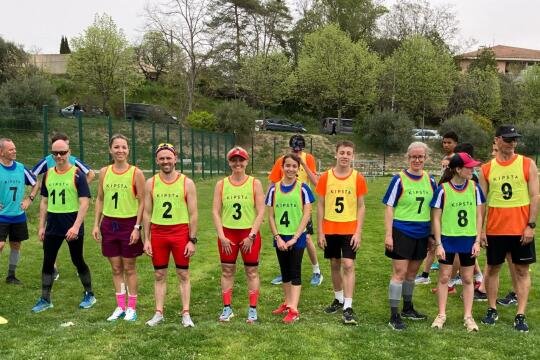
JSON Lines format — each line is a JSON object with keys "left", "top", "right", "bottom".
{"left": 496, "top": 125, "right": 522, "bottom": 138}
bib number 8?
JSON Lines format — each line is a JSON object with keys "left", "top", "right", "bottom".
{"left": 457, "top": 209, "right": 468, "bottom": 227}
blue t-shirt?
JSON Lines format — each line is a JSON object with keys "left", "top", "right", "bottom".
{"left": 265, "top": 181, "right": 315, "bottom": 249}
{"left": 382, "top": 169, "right": 437, "bottom": 239}
{"left": 32, "top": 154, "right": 92, "bottom": 176}
{"left": 0, "top": 161, "right": 36, "bottom": 223}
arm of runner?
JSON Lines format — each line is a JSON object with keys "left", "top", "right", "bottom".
{"left": 67, "top": 196, "right": 89, "bottom": 241}
{"left": 92, "top": 167, "right": 107, "bottom": 242}
{"left": 142, "top": 178, "right": 153, "bottom": 256}
{"left": 432, "top": 208, "right": 445, "bottom": 261}
{"left": 317, "top": 195, "right": 326, "bottom": 249}
{"left": 523, "top": 160, "right": 539, "bottom": 244}
{"left": 351, "top": 195, "right": 365, "bottom": 251}
{"left": 384, "top": 206, "right": 394, "bottom": 252}
{"left": 288, "top": 201, "right": 312, "bottom": 250}
{"left": 129, "top": 168, "right": 146, "bottom": 245}
{"left": 477, "top": 167, "right": 489, "bottom": 247}
{"left": 212, "top": 180, "right": 234, "bottom": 255}
{"left": 184, "top": 177, "right": 198, "bottom": 257}
{"left": 241, "top": 179, "right": 265, "bottom": 253}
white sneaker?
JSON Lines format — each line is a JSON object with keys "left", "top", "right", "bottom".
{"left": 146, "top": 312, "right": 164, "bottom": 327}
{"left": 474, "top": 272, "right": 483, "bottom": 283}
{"left": 415, "top": 275, "right": 430, "bottom": 285}
{"left": 124, "top": 307, "right": 137, "bottom": 322}
{"left": 106, "top": 307, "right": 125, "bottom": 321}
{"left": 182, "top": 313, "right": 195, "bottom": 327}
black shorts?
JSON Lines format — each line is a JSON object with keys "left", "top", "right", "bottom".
{"left": 0, "top": 222, "right": 29, "bottom": 242}
{"left": 324, "top": 235, "right": 356, "bottom": 260}
{"left": 385, "top": 227, "right": 428, "bottom": 261}
{"left": 486, "top": 235, "right": 536, "bottom": 265}
{"left": 439, "top": 252, "right": 475, "bottom": 267}
{"left": 305, "top": 219, "right": 314, "bottom": 235}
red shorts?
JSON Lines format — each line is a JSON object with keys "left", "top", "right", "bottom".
{"left": 150, "top": 223, "right": 190, "bottom": 269}
{"left": 218, "top": 228, "right": 261, "bottom": 266}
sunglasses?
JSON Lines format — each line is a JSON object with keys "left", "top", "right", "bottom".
{"left": 501, "top": 137, "right": 518, "bottom": 143}
{"left": 155, "top": 143, "right": 176, "bottom": 154}
{"left": 51, "top": 150, "right": 69, "bottom": 156}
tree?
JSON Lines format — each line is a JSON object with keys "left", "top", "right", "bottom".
{"left": 359, "top": 110, "right": 414, "bottom": 152}
{"left": 293, "top": 24, "right": 381, "bottom": 120}
{"left": 0, "top": 36, "right": 28, "bottom": 84}
{"left": 521, "top": 64, "right": 540, "bottom": 121}
{"left": 134, "top": 31, "right": 173, "bottom": 81}
{"left": 0, "top": 73, "right": 56, "bottom": 110}
{"left": 467, "top": 47, "right": 497, "bottom": 73}
{"left": 59, "top": 36, "right": 71, "bottom": 54}
{"left": 494, "top": 74, "right": 526, "bottom": 125}
{"left": 388, "top": 35, "right": 457, "bottom": 123}
{"left": 440, "top": 114, "right": 491, "bottom": 159}
{"left": 238, "top": 52, "right": 292, "bottom": 118}
{"left": 214, "top": 99, "right": 258, "bottom": 141}
{"left": 68, "top": 14, "right": 140, "bottom": 113}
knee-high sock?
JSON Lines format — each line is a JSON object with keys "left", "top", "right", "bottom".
{"left": 402, "top": 279, "right": 415, "bottom": 310}
{"left": 389, "top": 281, "right": 402, "bottom": 315}
{"left": 8, "top": 249, "right": 20, "bottom": 276}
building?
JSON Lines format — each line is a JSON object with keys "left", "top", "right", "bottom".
{"left": 457, "top": 45, "right": 540, "bottom": 74}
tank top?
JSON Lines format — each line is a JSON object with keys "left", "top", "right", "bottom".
{"left": 46, "top": 166, "right": 79, "bottom": 213}
{"left": 324, "top": 169, "right": 357, "bottom": 222}
{"left": 274, "top": 181, "right": 303, "bottom": 235}
{"left": 394, "top": 170, "right": 433, "bottom": 222}
{"left": 441, "top": 181, "right": 477, "bottom": 237}
{"left": 102, "top": 165, "right": 138, "bottom": 218}
{"left": 221, "top": 176, "right": 255, "bottom": 229}
{"left": 151, "top": 173, "right": 189, "bottom": 225}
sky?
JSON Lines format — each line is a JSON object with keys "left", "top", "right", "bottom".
{"left": 1, "top": 0, "right": 539, "bottom": 54}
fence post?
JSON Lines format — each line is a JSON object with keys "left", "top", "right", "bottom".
{"left": 251, "top": 134, "right": 254, "bottom": 174}
{"left": 217, "top": 134, "right": 220, "bottom": 175}
{"left": 209, "top": 132, "right": 213, "bottom": 178}
{"left": 108, "top": 116, "right": 113, "bottom": 163}
{"left": 201, "top": 131, "right": 205, "bottom": 179}
{"left": 42, "top": 105, "right": 48, "bottom": 157}
{"left": 131, "top": 118, "right": 136, "bottom": 166}
{"left": 152, "top": 122, "right": 156, "bottom": 175}
{"left": 77, "top": 112, "right": 84, "bottom": 162}
{"left": 190, "top": 128, "right": 195, "bottom": 179}
{"left": 179, "top": 126, "right": 184, "bottom": 173}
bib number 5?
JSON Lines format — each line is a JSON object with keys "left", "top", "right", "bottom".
{"left": 335, "top": 197, "right": 344, "bottom": 213}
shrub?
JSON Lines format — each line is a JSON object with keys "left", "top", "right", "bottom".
{"left": 440, "top": 114, "right": 491, "bottom": 159}
{"left": 214, "top": 100, "right": 258, "bottom": 142}
{"left": 186, "top": 110, "right": 217, "bottom": 131}
{"left": 0, "top": 74, "right": 57, "bottom": 110}
{"left": 358, "top": 110, "right": 414, "bottom": 152}
{"left": 517, "top": 120, "right": 540, "bottom": 158}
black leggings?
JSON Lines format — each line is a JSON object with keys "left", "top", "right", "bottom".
{"left": 42, "top": 234, "right": 92, "bottom": 300}
{"left": 276, "top": 247, "right": 304, "bottom": 286}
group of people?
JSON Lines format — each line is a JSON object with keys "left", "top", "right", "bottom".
{"left": 0, "top": 124, "right": 536, "bottom": 332}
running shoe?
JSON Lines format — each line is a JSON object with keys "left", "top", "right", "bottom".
{"left": 246, "top": 307, "right": 258, "bottom": 323}
{"left": 401, "top": 308, "right": 427, "bottom": 321}
{"left": 464, "top": 316, "right": 479, "bottom": 332}
{"left": 473, "top": 289, "right": 488, "bottom": 302}
{"left": 182, "top": 313, "right": 195, "bottom": 327}
{"left": 414, "top": 275, "right": 430, "bottom": 285}
{"left": 430, "top": 262, "right": 440, "bottom": 271}
{"left": 310, "top": 273, "right": 323, "bottom": 286}
{"left": 481, "top": 307, "right": 498, "bottom": 325}
{"left": 324, "top": 299, "right": 344, "bottom": 314}
{"left": 283, "top": 310, "right": 299, "bottom": 324}
{"left": 219, "top": 306, "right": 234, "bottom": 322}
{"left": 272, "top": 303, "right": 289, "bottom": 315}
{"left": 342, "top": 307, "right": 358, "bottom": 325}
{"left": 474, "top": 272, "right": 483, "bottom": 284}
{"left": 5, "top": 275, "right": 22, "bottom": 285}
{"left": 270, "top": 275, "right": 283, "bottom": 285}
{"left": 32, "top": 297, "right": 53, "bottom": 313}
{"left": 497, "top": 291, "right": 517, "bottom": 306}
{"left": 124, "top": 307, "right": 137, "bottom": 322}
{"left": 107, "top": 307, "right": 125, "bottom": 321}
{"left": 79, "top": 292, "right": 97, "bottom": 309}
{"left": 514, "top": 314, "right": 529, "bottom": 333}
{"left": 388, "top": 313, "right": 406, "bottom": 331}
{"left": 450, "top": 275, "right": 462, "bottom": 286}
{"left": 146, "top": 312, "right": 164, "bottom": 327}
{"left": 431, "top": 314, "right": 446, "bottom": 329}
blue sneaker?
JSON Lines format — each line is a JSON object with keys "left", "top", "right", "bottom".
{"left": 246, "top": 307, "right": 258, "bottom": 323}
{"left": 219, "top": 306, "right": 234, "bottom": 322}
{"left": 271, "top": 275, "right": 283, "bottom": 285}
{"left": 430, "top": 262, "right": 440, "bottom": 271}
{"left": 79, "top": 291, "right": 97, "bottom": 309}
{"left": 310, "top": 273, "right": 323, "bottom": 286}
{"left": 32, "top": 297, "right": 53, "bottom": 313}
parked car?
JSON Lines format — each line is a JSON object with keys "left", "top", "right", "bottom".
{"left": 321, "top": 117, "right": 353, "bottom": 134}
{"left": 412, "top": 129, "right": 441, "bottom": 141}
{"left": 254, "top": 119, "right": 264, "bottom": 131}
{"left": 125, "top": 103, "right": 177, "bottom": 124}
{"left": 59, "top": 104, "right": 104, "bottom": 118}
{"left": 263, "top": 118, "right": 306, "bottom": 133}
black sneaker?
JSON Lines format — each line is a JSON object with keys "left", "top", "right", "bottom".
{"left": 497, "top": 291, "right": 517, "bottom": 306}
{"left": 481, "top": 307, "right": 498, "bottom": 325}
{"left": 389, "top": 313, "right": 406, "bottom": 331}
{"left": 342, "top": 307, "right": 358, "bottom": 325}
{"left": 473, "top": 289, "right": 488, "bottom": 301}
{"left": 5, "top": 275, "right": 22, "bottom": 285}
{"left": 401, "top": 308, "right": 427, "bottom": 321}
{"left": 514, "top": 314, "right": 529, "bottom": 333}
{"left": 324, "top": 299, "right": 344, "bottom": 314}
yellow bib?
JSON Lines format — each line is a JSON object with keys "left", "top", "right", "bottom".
{"left": 151, "top": 173, "right": 189, "bottom": 225}
{"left": 487, "top": 155, "right": 529, "bottom": 208}
{"left": 324, "top": 169, "right": 357, "bottom": 222}
{"left": 102, "top": 165, "right": 138, "bottom": 218}
{"left": 221, "top": 176, "right": 255, "bottom": 229}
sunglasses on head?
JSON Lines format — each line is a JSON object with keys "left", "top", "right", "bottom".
{"left": 51, "top": 150, "right": 69, "bottom": 156}
{"left": 155, "top": 143, "right": 176, "bottom": 155}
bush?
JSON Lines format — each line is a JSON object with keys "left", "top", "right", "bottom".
{"left": 517, "top": 120, "right": 540, "bottom": 158}
{"left": 440, "top": 114, "right": 491, "bottom": 159}
{"left": 0, "top": 74, "right": 57, "bottom": 110}
{"left": 186, "top": 110, "right": 217, "bottom": 131}
{"left": 358, "top": 110, "right": 414, "bottom": 152}
{"left": 214, "top": 100, "right": 258, "bottom": 142}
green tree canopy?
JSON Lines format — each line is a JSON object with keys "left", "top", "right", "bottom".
{"left": 521, "top": 64, "right": 540, "bottom": 121}
{"left": 0, "top": 36, "right": 28, "bottom": 84}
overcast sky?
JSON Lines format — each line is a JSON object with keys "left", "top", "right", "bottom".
{"left": 1, "top": 0, "right": 538, "bottom": 54}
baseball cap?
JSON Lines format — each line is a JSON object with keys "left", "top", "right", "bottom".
{"left": 495, "top": 125, "right": 521, "bottom": 138}
{"left": 227, "top": 147, "right": 249, "bottom": 160}
{"left": 289, "top": 135, "right": 305, "bottom": 151}
{"left": 449, "top": 152, "right": 481, "bottom": 169}
{"left": 155, "top": 142, "right": 177, "bottom": 155}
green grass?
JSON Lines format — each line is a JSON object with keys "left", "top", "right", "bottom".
{"left": 0, "top": 178, "right": 538, "bottom": 360}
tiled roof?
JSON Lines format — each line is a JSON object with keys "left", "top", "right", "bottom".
{"left": 458, "top": 45, "right": 540, "bottom": 61}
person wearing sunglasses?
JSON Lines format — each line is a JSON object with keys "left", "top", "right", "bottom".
{"left": 0, "top": 138, "right": 38, "bottom": 286}
{"left": 478, "top": 125, "right": 539, "bottom": 332}
{"left": 143, "top": 143, "right": 198, "bottom": 328}
{"left": 92, "top": 134, "right": 146, "bottom": 322}
{"left": 32, "top": 139, "right": 95, "bottom": 313}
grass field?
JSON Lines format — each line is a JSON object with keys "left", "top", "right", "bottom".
{"left": 0, "top": 176, "right": 538, "bottom": 360}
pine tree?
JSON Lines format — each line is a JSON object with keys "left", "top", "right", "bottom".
{"left": 60, "top": 36, "right": 71, "bottom": 54}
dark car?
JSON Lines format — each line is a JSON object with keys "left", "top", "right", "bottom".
{"left": 263, "top": 118, "right": 306, "bottom": 133}
{"left": 125, "top": 103, "right": 177, "bottom": 124}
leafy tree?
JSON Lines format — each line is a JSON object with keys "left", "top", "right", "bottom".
{"left": 494, "top": 74, "right": 526, "bottom": 125}
{"left": 440, "top": 114, "right": 491, "bottom": 159}
{"left": 521, "top": 64, "right": 540, "bottom": 121}
{"left": 238, "top": 52, "right": 292, "bottom": 119}
{"left": 186, "top": 110, "right": 217, "bottom": 131}
{"left": 59, "top": 36, "right": 71, "bottom": 54}
{"left": 358, "top": 110, "right": 414, "bottom": 152}
{"left": 467, "top": 47, "right": 497, "bottom": 73}
{"left": 68, "top": 14, "right": 141, "bottom": 113}
{"left": 214, "top": 99, "right": 258, "bottom": 141}
{"left": 0, "top": 73, "right": 56, "bottom": 110}
{"left": 517, "top": 120, "right": 540, "bottom": 160}
{"left": 388, "top": 35, "right": 457, "bottom": 123}
{"left": 0, "top": 36, "right": 28, "bottom": 84}
{"left": 293, "top": 24, "right": 381, "bottom": 120}
{"left": 134, "top": 31, "right": 172, "bottom": 81}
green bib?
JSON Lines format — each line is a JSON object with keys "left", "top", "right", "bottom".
{"left": 394, "top": 170, "right": 433, "bottom": 222}
{"left": 274, "top": 181, "right": 303, "bottom": 235}
{"left": 102, "top": 165, "right": 139, "bottom": 218}
{"left": 221, "top": 176, "right": 255, "bottom": 229}
{"left": 45, "top": 166, "right": 79, "bottom": 213}
{"left": 441, "top": 181, "right": 477, "bottom": 237}
{"left": 151, "top": 173, "right": 189, "bottom": 225}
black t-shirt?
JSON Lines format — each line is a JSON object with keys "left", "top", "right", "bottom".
{"left": 41, "top": 168, "right": 91, "bottom": 237}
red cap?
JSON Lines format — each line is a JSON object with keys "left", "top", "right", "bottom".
{"left": 227, "top": 147, "right": 249, "bottom": 160}
{"left": 457, "top": 152, "right": 481, "bottom": 168}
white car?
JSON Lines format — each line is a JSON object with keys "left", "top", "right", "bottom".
{"left": 412, "top": 129, "right": 441, "bottom": 141}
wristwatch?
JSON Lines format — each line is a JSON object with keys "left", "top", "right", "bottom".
{"left": 134, "top": 224, "right": 143, "bottom": 230}
{"left": 248, "top": 233, "right": 257, "bottom": 241}
{"left": 189, "top": 237, "right": 198, "bottom": 244}
{"left": 527, "top": 222, "right": 536, "bottom": 229}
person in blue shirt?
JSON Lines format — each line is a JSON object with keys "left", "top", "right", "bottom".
{"left": 0, "top": 138, "right": 38, "bottom": 285}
